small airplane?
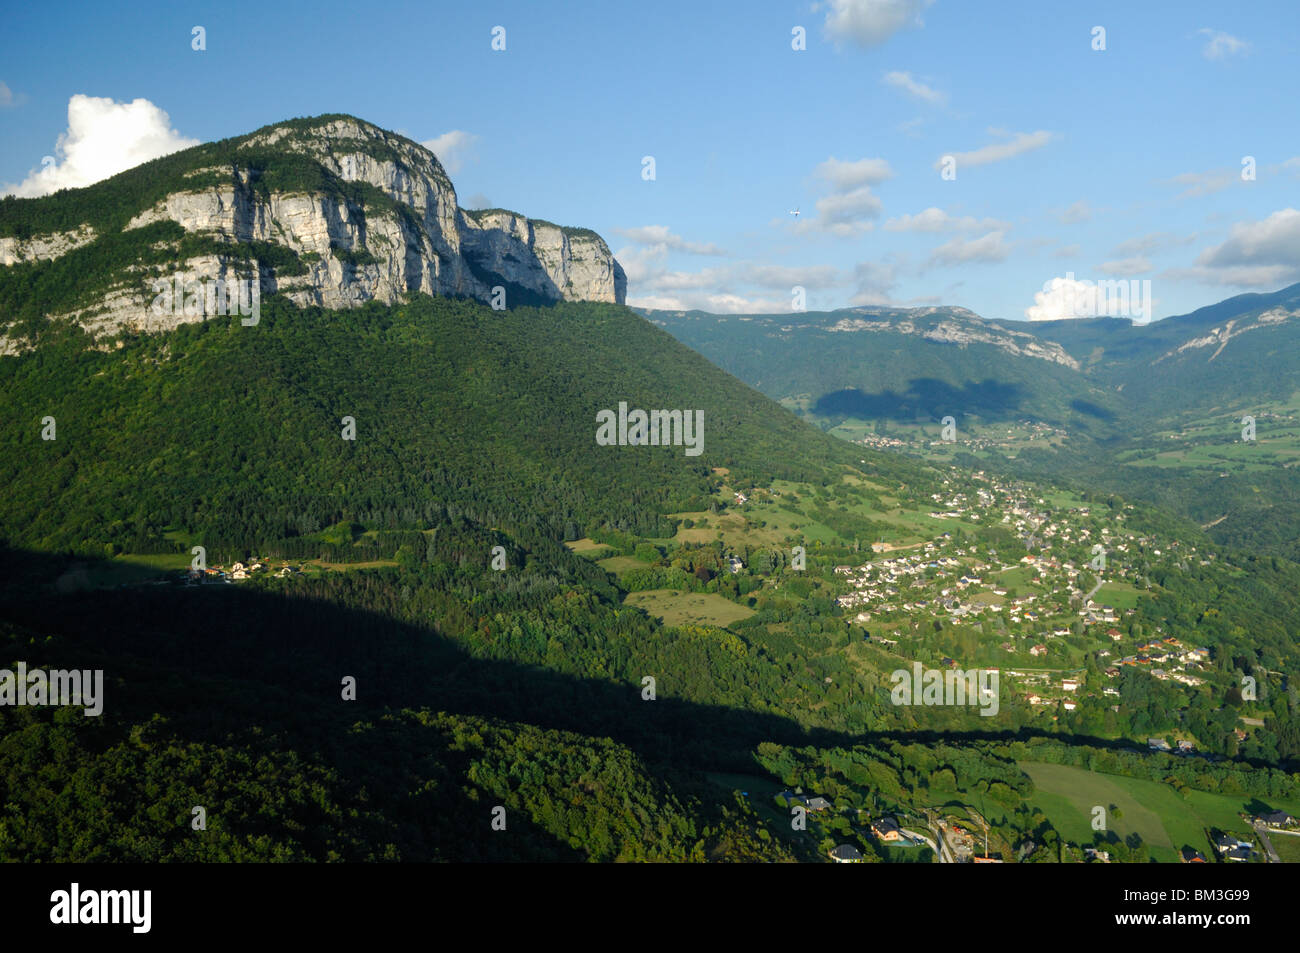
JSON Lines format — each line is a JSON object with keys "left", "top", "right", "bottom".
{"left": 788, "top": 207, "right": 800, "bottom": 217}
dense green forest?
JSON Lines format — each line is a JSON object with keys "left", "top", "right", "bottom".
{"left": 2, "top": 129, "right": 1298, "bottom": 861}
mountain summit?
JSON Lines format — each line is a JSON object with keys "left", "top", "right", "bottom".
{"left": 0, "top": 114, "right": 626, "bottom": 351}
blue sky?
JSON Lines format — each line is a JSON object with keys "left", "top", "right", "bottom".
{"left": 2, "top": 0, "right": 1297, "bottom": 321}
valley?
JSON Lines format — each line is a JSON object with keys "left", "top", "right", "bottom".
{"left": 0, "top": 114, "right": 1297, "bottom": 869}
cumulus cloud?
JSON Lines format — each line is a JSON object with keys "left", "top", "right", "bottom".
{"left": 934, "top": 129, "right": 1055, "bottom": 171}
{"left": 3, "top": 95, "right": 198, "bottom": 198}
{"left": 882, "top": 70, "right": 946, "bottom": 105}
{"left": 1026, "top": 274, "right": 1154, "bottom": 322}
{"left": 927, "top": 230, "right": 1010, "bottom": 268}
{"left": 628, "top": 286, "right": 813, "bottom": 314}
{"left": 795, "top": 156, "right": 893, "bottom": 235}
{"left": 814, "top": 156, "right": 893, "bottom": 191}
{"left": 614, "top": 225, "right": 725, "bottom": 256}
{"left": 1174, "top": 208, "right": 1300, "bottom": 287}
{"left": 0, "top": 81, "right": 19, "bottom": 109}
{"left": 1199, "top": 29, "right": 1249, "bottom": 60}
{"left": 884, "top": 207, "right": 1008, "bottom": 232}
{"left": 420, "top": 130, "right": 478, "bottom": 174}
{"left": 814, "top": 187, "right": 884, "bottom": 229}
{"left": 819, "top": 0, "right": 933, "bottom": 49}
{"left": 623, "top": 256, "right": 845, "bottom": 313}
{"left": 849, "top": 260, "right": 900, "bottom": 305}
{"left": 741, "top": 263, "right": 840, "bottom": 288}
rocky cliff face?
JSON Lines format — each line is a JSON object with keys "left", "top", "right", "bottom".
{"left": 814, "top": 306, "right": 1081, "bottom": 369}
{"left": 1, "top": 116, "right": 625, "bottom": 350}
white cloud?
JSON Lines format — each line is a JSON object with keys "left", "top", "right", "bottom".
{"left": 1199, "top": 29, "right": 1249, "bottom": 60}
{"left": 0, "top": 81, "right": 17, "bottom": 108}
{"left": 624, "top": 256, "right": 844, "bottom": 312}
{"left": 927, "top": 230, "right": 1010, "bottom": 267}
{"left": 1058, "top": 200, "right": 1091, "bottom": 224}
{"left": 741, "top": 263, "right": 840, "bottom": 288}
{"left": 820, "top": 0, "right": 933, "bottom": 49}
{"left": 884, "top": 207, "right": 1009, "bottom": 232}
{"left": 796, "top": 156, "right": 892, "bottom": 234}
{"left": 814, "top": 156, "right": 893, "bottom": 191}
{"left": 614, "top": 225, "right": 725, "bottom": 255}
{"left": 849, "top": 260, "right": 899, "bottom": 305}
{"left": 420, "top": 130, "right": 478, "bottom": 174}
{"left": 463, "top": 192, "right": 493, "bottom": 210}
{"left": 1097, "top": 257, "right": 1152, "bottom": 276}
{"left": 1176, "top": 208, "right": 1300, "bottom": 287}
{"left": 934, "top": 130, "right": 1055, "bottom": 171}
{"left": 1054, "top": 243, "right": 1081, "bottom": 259}
{"left": 627, "top": 290, "right": 807, "bottom": 314}
{"left": 814, "top": 187, "right": 884, "bottom": 230}
{"left": 1026, "top": 274, "right": 1154, "bottom": 321}
{"left": 882, "top": 71, "right": 946, "bottom": 105}
{"left": 3, "top": 95, "right": 198, "bottom": 198}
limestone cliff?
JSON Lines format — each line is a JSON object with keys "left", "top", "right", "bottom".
{"left": 0, "top": 115, "right": 625, "bottom": 350}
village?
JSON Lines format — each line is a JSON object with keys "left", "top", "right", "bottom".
{"left": 180, "top": 559, "right": 304, "bottom": 584}
{"left": 824, "top": 471, "right": 1217, "bottom": 726}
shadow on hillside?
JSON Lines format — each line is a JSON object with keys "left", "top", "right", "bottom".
{"left": 0, "top": 544, "right": 1273, "bottom": 786}
{"left": 813, "top": 378, "right": 1025, "bottom": 421}
{"left": 0, "top": 545, "right": 857, "bottom": 773}
{"left": 1069, "top": 398, "right": 1117, "bottom": 421}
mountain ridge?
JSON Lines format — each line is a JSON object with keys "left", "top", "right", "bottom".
{"left": 0, "top": 114, "right": 626, "bottom": 353}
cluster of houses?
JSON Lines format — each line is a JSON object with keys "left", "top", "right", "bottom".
{"left": 1204, "top": 812, "right": 1296, "bottom": 862}
{"left": 1114, "top": 637, "right": 1210, "bottom": 686}
{"left": 1213, "top": 832, "right": 1256, "bottom": 862}
{"left": 826, "top": 473, "right": 1232, "bottom": 719}
{"left": 183, "top": 560, "right": 303, "bottom": 584}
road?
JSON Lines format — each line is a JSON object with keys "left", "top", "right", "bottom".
{"left": 917, "top": 811, "right": 957, "bottom": 863}
{"left": 1083, "top": 577, "right": 1105, "bottom": 603}
{"left": 902, "top": 827, "right": 945, "bottom": 863}
{"left": 1252, "top": 822, "right": 1281, "bottom": 863}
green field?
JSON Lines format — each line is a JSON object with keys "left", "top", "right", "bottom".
{"left": 624, "top": 589, "right": 756, "bottom": 627}
{"left": 565, "top": 537, "right": 614, "bottom": 557}
{"left": 1092, "top": 582, "right": 1143, "bottom": 610}
{"left": 1020, "top": 761, "right": 1298, "bottom": 862}
{"left": 1271, "top": 832, "right": 1300, "bottom": 863}
{"left": 596, "top": 555, "right": 646, "bottom": 574}
{"left": 81, "top": 551, "right": 189, "bottom": 587}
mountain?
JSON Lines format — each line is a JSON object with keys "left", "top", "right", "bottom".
{"left": 641, "top": 304, "right": 1125, "bottom": 435}
{"left": 0, "top": 115, "right": 927, "bottom": 862}
{"left": 0, "top": 115, "right": 626, "bottom": 354}
{"left": 1026, "top": 282, "right": 1300, "bottom": 416}
{"left": 645, "top": 288, "right": 1300, "bottom": 561}
{"left": 4, "top": 116, "right": 1300, "bottom": 864}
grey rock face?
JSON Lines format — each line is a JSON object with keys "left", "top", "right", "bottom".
{"left": 3, "top": 117, "right": 625, "bottom": 347}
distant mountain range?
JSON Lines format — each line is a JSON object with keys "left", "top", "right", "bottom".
{"left": 641, "top": 283, "right": 1300, "bottom": 558}
{"left": 3, "top": 114, "right": 1298, "bottom": 862}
